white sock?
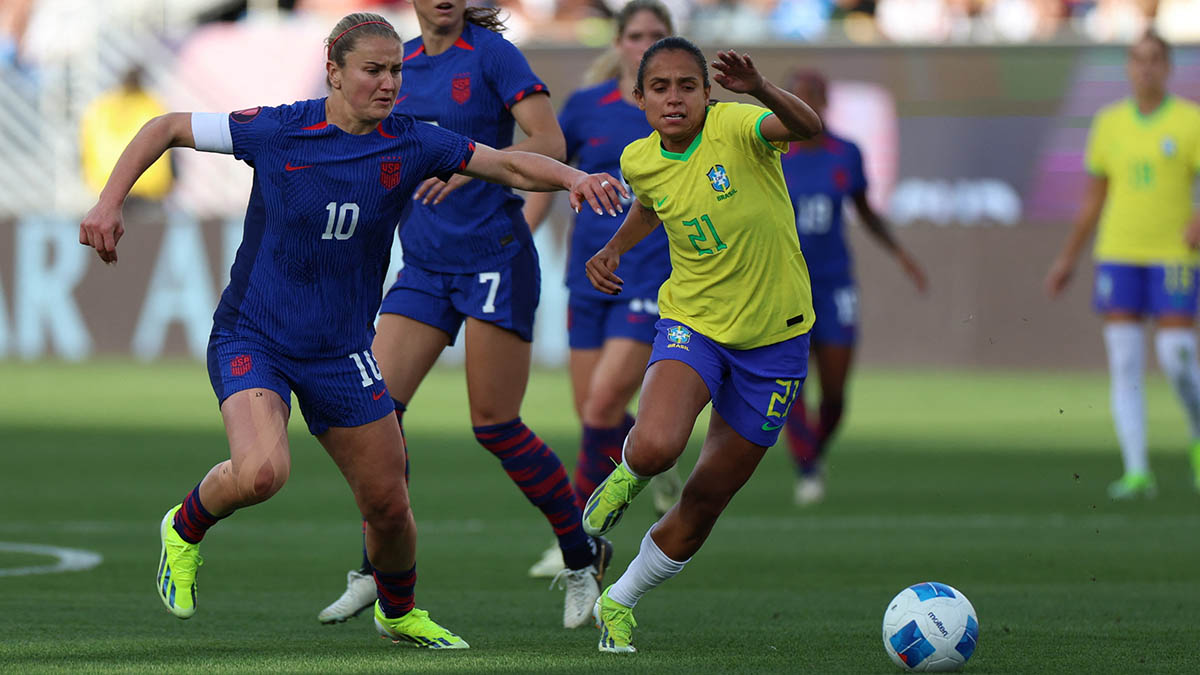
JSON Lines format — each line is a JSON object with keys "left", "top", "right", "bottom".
{"left": 1104, "top": 323, "right": 1148, "bottom": 474}
{"left": 608, "top": 529, "right": 688, "bottom": 608}
{"left": 1155, "top": 328, "right": 1200, "bottom": 439}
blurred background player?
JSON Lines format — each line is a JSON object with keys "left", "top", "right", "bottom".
{"left": 581, "top": 38, "right": 822, "bottom": 653}
{"left": 521, "top": 0, "right": 682, "bottom": 580}
{"left": 76, "top": 12, "right": 626, "bottom": 648}
{"left": 1046, "top": 31, "right": 1200, "bottom": 500}
{"left": 317, "top": 0, "right": 613, "bottom": 631}
{"left": 780, "top": 68, "right": 927, "bottom": 506}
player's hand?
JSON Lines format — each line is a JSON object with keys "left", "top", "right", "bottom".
{"left": 585, "top": 246, "right": 624, "bottom": 295}
{"left": 712, "top": 50, "right": 764, "bottom": 95}
{"left": 1044, "top": 256, "right": 1074, "bottom": 298}
{"left": 568, "top": 171, "right": 628, "bottom": 218}
{"left": 1185, "top": 220, "right": 1200, "bottom": 249}
{"left": 414, "top": 173, "right": 473, "bottom": 206}
{"left": 897, "top": 250, "right": 928, "bottom": 294}
{"left": 79, "top": 201, "right": 125, "bottom": 265}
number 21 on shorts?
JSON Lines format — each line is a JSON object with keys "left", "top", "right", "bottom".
{"left": 763, "top": 378, "right": 801, "bottom": 430}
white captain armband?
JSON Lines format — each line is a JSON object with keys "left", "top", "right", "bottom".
{"left": 190, "top": 112, "right": 234, "bottom": 154}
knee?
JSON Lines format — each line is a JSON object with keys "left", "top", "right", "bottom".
{"left": 235, "top": 457, "right": 288, "bottom": 505}
{"left": 361, "top": 487, "right": 413, "bottom": 535}
{"left": 581, "top": 387, "right": 630, "bottom": 428}
{"left": 625, "top": 424, "right": 683, "bottom": 476}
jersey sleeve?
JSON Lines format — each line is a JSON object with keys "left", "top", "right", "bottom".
{"left": 619, "top": 143, "right": 653, "bottom": 208}
{"left": 228, "top": 105, "right": 285, "bottom": 165}
{"left": 1084, "top": 111, "right": 1109, "bottom": 177}
{"left": 718, "top": 102, "right": 789, "bottom": 159}
{"left": 846, "top": 141, "right": 868, "bottom": 193}
{"left": 483, "top": 36, "right": 548, "bottom": 109}
{"left": 415, "top": 123, "right": 477, "bottom": 181}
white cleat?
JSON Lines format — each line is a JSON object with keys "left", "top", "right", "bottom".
{"left": 554, "top": 537, "right": 612, "bottom": 629}
{"left": 528, "top": 542, "right": 565, "bottom": 579}
{"left": 650, "top": 466, "right": 683, "bottom": 516}
{"left": 794, "top": 474, "right": 825, "bottom": 507}
{"left": 318, "top": 570, "right": 376, "bottom": 624}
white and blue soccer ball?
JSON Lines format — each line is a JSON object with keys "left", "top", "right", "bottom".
{"left": 882, "top": 582, "right": 979, "bottom": 672}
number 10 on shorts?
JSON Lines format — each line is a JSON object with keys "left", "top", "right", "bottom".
{"left": 348, "top": 350, "right": 384, "bottom": 388}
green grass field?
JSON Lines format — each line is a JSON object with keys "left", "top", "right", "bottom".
{"left": 1, "top": 361, "right": 1198, "bottom": 673}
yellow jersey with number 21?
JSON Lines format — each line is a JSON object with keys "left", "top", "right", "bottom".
{"left": 620, "top": 102, "right": 814, "bottom": 350}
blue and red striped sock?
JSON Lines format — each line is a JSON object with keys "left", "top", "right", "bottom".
{"left": 572, "top": 422, "right": 628, "bottom": 509}
{"left": 172, "top": 483, "right": 225, "bottom": 544}
{"left": 373, "top": 565, "right": 416, "bottom": 619}
{"left": 785, "top": 399, "right": 820, "bottom": 476}
{"left": 474, "top": 417, "right": 593, "bottom": 569}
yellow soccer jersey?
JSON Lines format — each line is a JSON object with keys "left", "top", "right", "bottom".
{"left": 1086, "top": 96, "right": 1200, "bottom": 265}
{"left": 620, "top": 102, "right": 814, "bottom": 350}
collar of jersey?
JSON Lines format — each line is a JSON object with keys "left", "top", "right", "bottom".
{"left": 1130, "top": 94, "right": 1173, "bottom": 126}
{"left": 658, "top": 106, "right": 712, "bottom": 162}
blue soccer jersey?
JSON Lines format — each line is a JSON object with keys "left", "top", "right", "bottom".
{"left": 779, "top": 132, "right": 867, "bottom": 283}
{"left": 395, "top": 21, "right": 547, "bottom": 273}
{"left": 215, "top": 99, "right": 475, "bottom": 358}
{"left": 558, "top": 79, "right": 670, "bottom": 300}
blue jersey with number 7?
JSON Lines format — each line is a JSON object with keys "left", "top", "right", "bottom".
{"left": 215, "top": 98, "right": 475, "bottom": 358}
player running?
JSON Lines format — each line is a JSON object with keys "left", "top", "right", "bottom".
{"left": 521, "top": 0, "right": 682, "bottom": 580}
{"left": 316, "top": 0, "right": 613, "bottom": 630}
{"left": 581, "top": 37, "right": 822, "bottom": 653}
{"left": 780, "top": 69, "right": 927, "bottom": 506}
{"left": 77, "top": 12, "right": 624, "bottom": 648}
{"left": 1046, "top": 31, "right": 1200, "bottom": 499}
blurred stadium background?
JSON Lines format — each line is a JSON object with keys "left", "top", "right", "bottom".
{"left": 2, "top": 0, "right": 1199, "bottom": 672}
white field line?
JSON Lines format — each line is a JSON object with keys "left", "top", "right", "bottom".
{"left": 0, "top": 542, "right": 103, "bottom": 577}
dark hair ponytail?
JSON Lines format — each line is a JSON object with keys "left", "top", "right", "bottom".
{"left": 635, "top": 36, "right": 708, "bottom": 93}
{"left": 464, "top": 6, "right": 507, "bottom": 33}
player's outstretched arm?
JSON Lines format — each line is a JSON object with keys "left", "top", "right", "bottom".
{"left": 585, "top": 200, "right": 662, "bottom": 296}
{"left": 79, "top": 112, "right": 197, "bottom": 264}
{"left": 711, "top": 50, "right": 821, "bottom": 141}
{"left": 1045, "top": 174, "right": 1108, "bottom": 298}
{"left": 461, "top": 143, "right": 627, "bottom": 217}
{"left": 850, "top": 190, "right": 928, "bottom": 293}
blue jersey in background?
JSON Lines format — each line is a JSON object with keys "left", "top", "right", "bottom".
{"left": 557, "top": 79, "right": 670, "bottom": 300}
{"left": 396, "top": 21, "right": 547, "bottom": 273}
{"left": 779, "top": 132, "right": 867, "bottom": 284}
{"left": 216, "top": 99, "right": 474, "bottom": 358}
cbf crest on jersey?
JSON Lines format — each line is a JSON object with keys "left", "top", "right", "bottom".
{"left": 452, "top": 73, "right": 471, "bottom": 105}
{"left": 1162, "top": 136, "right": 1177, "bottom": 158}
{"left": 667, "top": 324, "right": 692, "bottom": 345}
{"left": 380, "top": 157, "right": 402, "bottom": 190}
{"left": 707, "top": 164, "right": 731, "bottom": 192}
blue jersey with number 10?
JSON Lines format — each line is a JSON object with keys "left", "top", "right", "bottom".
{"left": 558, "top": 79, "right": 670, "bottom": 300}
{"left": 216, "top": 99, "right": 474, "bottom": 358}
{"left": 396, "top": 22, "right": 548, "bottom": 273}
{"left": 779, "top": 132, "right": 866, "bottom": 282}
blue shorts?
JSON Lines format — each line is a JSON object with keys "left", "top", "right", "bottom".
{"left": 379, "top": 245, "right": 540, "bottom": 344}
{"left": 1094, "top": 263, "right": 1200, "bottom": 317}
{"left": 647, "top": 319, "right": 809, "bottom": 447}
{"left": 206, "top": 329, "right": 394, "bottom": 436}
{"left": 810, "top": 279, "right": 858, "bottom": 347}
{"left": 567, "top": 293, "right": 659, "bottom": 350}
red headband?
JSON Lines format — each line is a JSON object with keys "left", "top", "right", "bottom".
{"left": 327, "top": 21, "right": 392, "bottom": 57}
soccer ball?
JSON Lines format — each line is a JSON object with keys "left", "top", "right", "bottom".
{"left": 881, "top": 582, "right": 979, "bottom": 671}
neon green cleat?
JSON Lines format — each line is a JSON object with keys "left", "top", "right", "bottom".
{"left": 374, "top": 603, "right": 469, "bottom": 649}
{"left": 594, "top": 586, "right": 637, "bottom": 653}
{"left": 1191, "top": 441, "right": 1200, "bottom": 493}
{"left": 157, "top": 505, "right": 203, "bottom": 619}
{"left": 583, "top": 463, "right": 650, "bottom": 536}
{"left": 1107, "top": 472, "right": 1157, "bottom": 500}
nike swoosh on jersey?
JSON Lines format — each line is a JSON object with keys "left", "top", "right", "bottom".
{"left": 372, "top": 389, "right": 387, "bottom": 401}
{"left": 655, "top": 195, "right": 669, "bottom": 208}
{"left": 761, "top": 422, "right": 783, "bottom": 431}
{"left": 285, "top": 162, "right": 314, "bottom": 171}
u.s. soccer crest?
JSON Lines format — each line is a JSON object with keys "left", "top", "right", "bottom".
{"left": 667, "top": 325, "right": 691, "bottom": 345}
{"left": 452, "top": 74, "right": 471, "bottom": 104}
{"left": 707, "top": 165, "right": 730, "bottom": 192}
{"left": 380, "top": 157, "right": 402, "bottom": 190}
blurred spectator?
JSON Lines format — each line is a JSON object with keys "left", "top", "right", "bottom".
{"left": 690, "top": 0, "right": 775, "bottom": 43}
{"left": 1156, "top": 0, "right": 1200, "bottom": 43}
{"left": 79, "top": 67, "right": 174, "bottom": 202}
{"left": 771, "top": 0, "right": 834, "bottom": 40}
{"left": 0, "top": 0, "right": 37, "bottom": 91}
